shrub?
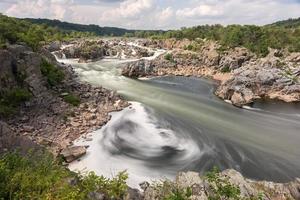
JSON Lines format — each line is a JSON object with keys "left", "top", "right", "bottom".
{"left": 221, "top": 66, "right": 231, "bottom": 73}
{"left": 63, "top": 94, "right": 80, "bottom": 106}
{"left": 184, "top": 44, "right": 193, "bottom": 51}
{"left": 40, "top": 59, "right": 65, "bottom": 87}
{"left": 205, "top": 167, "right": 241, "bottom": 200}
{"left": 79, "top": 171, "right": 128, "bottom": 199}
{"left": 0, "top": 88, "right": 31, "bottom": 117}
{"left": 164, "top": 53, "right": 175, "bottom": 63}
{"left": 150, "top": 180, "right": 192, "bottom": 200}
{"left": 0, "top": 151, "right": 129, "bottom": 200}
{"left": 0, "top": 150, "right": 72, "bottom": 200}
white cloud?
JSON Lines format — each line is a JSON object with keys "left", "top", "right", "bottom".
{"left": 176, "top": 4, "right": 222, "bottom": 18}
{"left": 2, "top": 0, "right": 300, "bottom": 29}
{"left": 5, "top": 0, "right": 74, "bottom": 20}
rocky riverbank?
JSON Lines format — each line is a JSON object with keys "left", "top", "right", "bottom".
{"left": 52, "top": 38, "right": 154, "bottom": 63}
{"left": 0, "top": 43, "right": 128, "bottom": 159}
{"left": 2, "top": 38, "right": 299, "bottom": 200}
{"left": 121, "top": 39, "right": 300, "bottom": 107}
{"left": 141, "top": 169, "right": 300, "bottom": 200}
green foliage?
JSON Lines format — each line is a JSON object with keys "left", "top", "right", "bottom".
{"left": 0, "top": 150, "right": 72, "bottom": 200}
{"left": 183, "top": 41, "right": 203, "bottom": 52}
{"left": 164, "top": 53, "right": 176, "bottom": 63}
{"left": 205, "top": 167, "right": 265, "bottom": 200}
{"left": 150, "top": 180, "right": 192, "bottom": 200}
{"left": 268, "top": 17, "right": 300, "bottom": 28}
{"left": 133, "top": 22, "right": 300, "bottom": 56}
{"left": 0, "top": 14, "right": 95, "bottom": 50}
{"left": 221, "top": 66, "right": 231, "bottom": 73}
{"left": 63, "top": 94, "right": 80, "bottom": 106}
{"left": 25, "top": 18, "right": 133, "bottom": 37}
{"left": 205, "top": 167, "right": 241, "bottom": 200}
{"left": 0, "top": 151, "right": 129, "bottom": 200}
{"left": 81, "top": 171, "right": 128, "bottom": 199}
{"left": 40, "top": 59, "right": 65, "bottom": 87}
{"left": 0, "top": 88, "right": 31, "bottom": 117}
{"left": 164, "top": 187, "right": 192, "bottom": 200}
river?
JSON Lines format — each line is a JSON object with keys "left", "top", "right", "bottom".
{"left": 58, "top": 56, "right": 300, "bottom": 188}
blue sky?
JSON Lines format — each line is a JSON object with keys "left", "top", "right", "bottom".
{"left": 0, "top": 0, "right": 300, "bottom": 29}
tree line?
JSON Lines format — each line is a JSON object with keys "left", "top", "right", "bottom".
{"left": 128, "top": 21, "right": 300, "bottom": 56}
{"left": 0, "top": 14, "right": 95, "bottom": 50}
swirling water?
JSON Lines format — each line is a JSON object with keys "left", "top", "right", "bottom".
{"left": 61, "top": 57, "right": 300, "bottom": 188}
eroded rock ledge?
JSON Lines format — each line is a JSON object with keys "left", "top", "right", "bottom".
{"left": 142, "top": 169, "right": 300, "bottom": 200}
{"left": 53, "top": 39, "right": 154, "bottom": 62}
{"left": 0, "top": 44, "right": 128, "bottom": 156}
{"left": 121, "top": 39, "right": 300, "bottom": 107}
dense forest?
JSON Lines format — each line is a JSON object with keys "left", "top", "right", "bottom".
{"left": 268, "top": 17, "right": 300, "bottom": 28}
{"left": 1, "top": 13, "right": 300, "bottom": 57}
{"left": 0, "top": 14, "right": 94, "bottom": 50}
{"left": 25, "top": 18, "right": 137, "bottom": 37}
{"left": 130, "top": 18, "right": 300, "bottom": 56}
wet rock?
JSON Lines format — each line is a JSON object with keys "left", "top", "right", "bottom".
{"left": 140, "top": 182, "right": 150, "bottom": 191}
{"left": 122, "top": 59, "right": 154, "bottom": 78}
{"left": 125, "top": 188, "right": 143, "bottom": 200}
{"left": 47, "top": 41, "right": 61, "bottom": 52}
{"left": 60, "top": 146, "right": 86, "bottom": 163}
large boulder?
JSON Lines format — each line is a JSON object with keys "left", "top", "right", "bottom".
{"left": 200, "top": 41, "right": 221, "bottom": 67}
{"left": 60, "top": 146, "right": 87, "bottom": 163}
{"left": 219, "top": 47, "right": 253, "bottom": 71}
{"left": 121, "top": 59, "right": 155, "bottom": 78}
{"left": 176, "top": 172, "right": 208, "bottom": 200}
{"left": 47, "top": 41, "right": 61, "bottom": 52}
{"left": 0, "top": 121, "right": 38, "bottom": 154}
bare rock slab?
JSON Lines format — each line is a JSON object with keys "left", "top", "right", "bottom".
{"left": 60, "top": 146, "right": 86, "bottom": 163}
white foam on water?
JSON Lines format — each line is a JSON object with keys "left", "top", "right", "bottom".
{"left": 68, "top": 102, "right": 202, "bottom": 189}
{"left": 242, "top": 105, "right": 262, "bottom": 111}
{"left": 224, "top": 100, "right": 232, "bottom": 104}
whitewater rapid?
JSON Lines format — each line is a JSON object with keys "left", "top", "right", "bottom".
{"left": 69, "top": 102, "right": 208, "bottom": 187}
{"left": 56, "top": 47, "right": 300, "bottom": 189}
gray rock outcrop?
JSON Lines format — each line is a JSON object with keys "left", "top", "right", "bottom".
{"left": 60, "top": 146, "right": 87, "bottom": 162}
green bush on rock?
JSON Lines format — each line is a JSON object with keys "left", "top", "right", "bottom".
{"left": 221, "top": 66, "right": 231, "bottom": 73}
{"left": 205, "top": 167, "right": 241, "bottom": 200}
{"left": 0, "top": 151, "right": 129, "bottom": 200}
{"left": 40, "top": 59, "right": 65, "bottom": 87}
{"left": 63, "top": 94, "right": 80, "bottom": 106}
{"left": 0, "top": 88, "right": 31, "bottom": 117}
{"left": 164, "top": 53, "right": 176, "bottom": 63}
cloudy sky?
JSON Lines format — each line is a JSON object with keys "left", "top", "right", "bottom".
{"left": 0, "top": 0, "right": 300, "bottom": 30}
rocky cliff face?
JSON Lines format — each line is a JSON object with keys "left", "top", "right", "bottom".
{"left": 122, "top": 39, "right": 300, "bottom": 107}
{"left": 0, "top": 44, "right": 128, "bottom": 156}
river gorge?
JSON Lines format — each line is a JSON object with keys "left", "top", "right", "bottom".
{"left": 55, "top": 53, "right": 300, "bottom": 189}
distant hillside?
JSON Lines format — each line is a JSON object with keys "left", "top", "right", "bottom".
{"left": 0, "top": 14, "right": 93, "bottom": 50}
{"left": 24, "top": 18, "right": 135, "bottom": 36}
{"left": 268, "top": 17, "right": 300, "bottom": 28}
